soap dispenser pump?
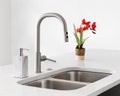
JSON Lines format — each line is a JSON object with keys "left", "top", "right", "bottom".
{"left": 15, "top": 48, "right": 29, "bottom": 79}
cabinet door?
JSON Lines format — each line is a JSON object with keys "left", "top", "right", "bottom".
{"left": 98, "top": 84, "right": 120, "bottom": 96}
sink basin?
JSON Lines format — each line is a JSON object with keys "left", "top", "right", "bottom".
{"left": 23, "top": 78, "right": 86, "bottom": 90}
{"left": 52, "top": 70, "right": 111, "bottom": 83}
{"left": 18, "top": 67, "right": 112, "bottom": 90}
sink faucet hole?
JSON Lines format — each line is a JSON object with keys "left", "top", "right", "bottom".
{"left": 47, "top": 68, "right": 53, "bottom": 71}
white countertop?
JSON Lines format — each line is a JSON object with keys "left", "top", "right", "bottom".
{"left": 1, "top": 49, "right": 120, "bottom": 96}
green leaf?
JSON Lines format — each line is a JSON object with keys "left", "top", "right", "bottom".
{"left": 80, "top": 31, "right": 83, "bottom": 45}
{"left": 74, "top": 32, "right": 80, "bottom": 46}
{"left": 73, "top": 24, "right": 77, "bottom": 33}
{"left": 82, "top": 37, "right": 89, "bottom": 44}
{"left": 73, "top": 24, "right": 80, "bottom": 46}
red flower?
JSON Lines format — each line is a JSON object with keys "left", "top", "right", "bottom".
{"left": 77, "top": 19, "right": 96, "bottom": 33}
{"left": 82, "top": 19, "right": 91, "bottom": 25}
{"left": 82, "top": 19, "right": 86, "bottom": 24}
{"left": 86, "top": 21, "right": 91, "bottom": 25}
{"left": 76, "top": 27, "right": 83, "bottom": 33}
{"left": 83, "top": 25, "right": 90, "bottom": 30}
{"left": 91, "top": 22, "right": 96, "bottom": 30}
{"left": 84, "top": 22, "right": 91, "bottom": 30}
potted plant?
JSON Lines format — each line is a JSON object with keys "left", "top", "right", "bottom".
{"left": 73, "top": 19, "right": 96, "bottom": 60}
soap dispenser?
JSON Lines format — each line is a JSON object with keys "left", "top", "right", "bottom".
{"left": 15, "top": 48, "right": 29, "bottom": 79}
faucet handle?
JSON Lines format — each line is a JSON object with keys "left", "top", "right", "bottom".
{"left": 41, "top": 55, "right": 56, "bottom": 62}
{"left": 46, "top": 58, "right": 56, "bottom": 62}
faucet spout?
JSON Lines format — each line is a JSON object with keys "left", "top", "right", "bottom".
{"left": 36, "top": 13, "right": 69, "bottom": 73}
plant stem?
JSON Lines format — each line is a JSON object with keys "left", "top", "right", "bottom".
{"left": 80, "top": 31, "right": 83, "bottom": 48}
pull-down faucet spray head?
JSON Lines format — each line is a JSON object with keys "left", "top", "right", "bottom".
{"left": 37, "top": 13, "right": 69, "bottom": 42}
{"left": 36, "top": 13, "right": 69, "bottom": 73}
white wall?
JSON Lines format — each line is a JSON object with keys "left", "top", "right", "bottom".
{"left": 11, "top": 0, "right": 120, "bottom": 65}
{"left": 0, "top": 0, "right": 11, "bottom": 65}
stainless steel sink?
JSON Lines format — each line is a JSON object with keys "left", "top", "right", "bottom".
{"left": 18, "top": 67, "right": 112, "bottom": 90}
{"left": 52, "top": 70, "right": 111, "bottom": 83}
{"left": 23, "top": 78, "right": 86, "bottom": 90}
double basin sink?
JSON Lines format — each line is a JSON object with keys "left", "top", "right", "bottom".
{"left": 18, "top": 67, "right": 112, "bottom": 90}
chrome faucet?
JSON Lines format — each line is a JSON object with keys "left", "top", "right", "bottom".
{"left": 36, "top": 13, "right": 69, "bottom": 73}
